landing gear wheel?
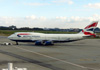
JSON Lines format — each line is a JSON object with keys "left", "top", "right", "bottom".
{"left": 16, "top": 41, "right": 19, "bottom": 45}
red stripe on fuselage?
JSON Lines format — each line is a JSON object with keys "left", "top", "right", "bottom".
{"left": 18, "top": 33, "right": 30, "bottom": 35}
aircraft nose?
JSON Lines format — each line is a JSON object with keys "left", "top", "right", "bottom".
{"left": 8, "top": 36, "right": 10, "bottom": 39}
{"left": 8, "top": 36, "right": 11, "bottom": 39}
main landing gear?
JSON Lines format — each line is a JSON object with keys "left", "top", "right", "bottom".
{"left": 35, "top": 41, "right": 54, "bottom": 46}
{"left": 16, "top": 41, "right": 19, "bottom": 45}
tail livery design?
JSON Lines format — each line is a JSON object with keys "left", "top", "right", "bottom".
{"left": 81, "top": 21, "right": 98, "bottom": 37}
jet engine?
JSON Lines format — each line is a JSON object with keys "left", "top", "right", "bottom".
{"left": 44, "top": 41, "right": 54, "bottom": 45}
{"left": 35, "top": 41, "right": 43, "bottom": 45}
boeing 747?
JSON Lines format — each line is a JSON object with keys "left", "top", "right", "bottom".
{"left": 8, "top": 21, "right": 98, "bottom": 45}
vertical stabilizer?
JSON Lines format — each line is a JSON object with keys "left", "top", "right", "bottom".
{"left": 79, "top": 21, "right": 98, "bottom": 37}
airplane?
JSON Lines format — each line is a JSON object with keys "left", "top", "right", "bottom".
{"left": 8, "top": 21, "right": 98, "bottom": 45}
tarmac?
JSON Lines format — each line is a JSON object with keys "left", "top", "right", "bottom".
{"left": 0, "top": 36, "right": 100, "bottom": 70}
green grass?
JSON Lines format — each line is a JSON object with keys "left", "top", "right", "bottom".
{"left": 0, "top": 30, "right": 78, "bottom": 36}
{"left": 0, "top": 30, "right": 100, "bottom": 39}
{"left": 0, "top": 30, "right": 32, "bottom": 36}
{"left": 34, "top": 31, "right": 77, "bottom": 34}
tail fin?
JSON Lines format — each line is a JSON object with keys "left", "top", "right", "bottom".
{"left": 80, "top": 21, "right": 98, "bottom": 37}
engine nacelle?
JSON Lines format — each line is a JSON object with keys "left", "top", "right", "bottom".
{"left": 35, "top": 41, "right": 43, "bottom": 45}
{"left": 44, "top": 41, "right": 54, "bottom": 45}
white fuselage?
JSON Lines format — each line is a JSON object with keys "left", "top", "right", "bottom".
{"left": 8, "top": 32, "right": 85, "bottom": 43}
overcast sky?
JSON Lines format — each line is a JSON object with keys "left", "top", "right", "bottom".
{"left": 0, "top": 0, "right": 100, "bottom": 28}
